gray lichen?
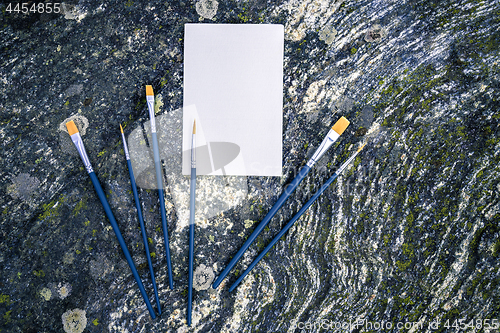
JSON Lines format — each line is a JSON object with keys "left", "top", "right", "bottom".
{"left": 319, "top": 25, "right": 338, "bottom": 45}
{"left": 193, "top": 264, "right": 215, "bottom": 291}
{"left": 61, "top": 309, "right": 87, "bottom": 333}
{"left": 196, "top": 0, "right": 219, "bottom": 20}
{"left": 7, "top": 173, "right": 40, "bottom": 201}
{"left": 364, "top": 24, "right": 386, "bottom": 43}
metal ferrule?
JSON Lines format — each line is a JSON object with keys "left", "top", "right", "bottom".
{"left": 120, "top": 131, "right": 130, "bottom": 160}
{"left": 191, "top": 133, "right": 196, "bottom": 168}
{"left": 146, "top": 95, "right": 156, "bottom": 133}
{"left": 70, "top": 133, "right": 93, "bottom": 173}
{"left": 306, "top": 128, "right": 340, "bottom": 168}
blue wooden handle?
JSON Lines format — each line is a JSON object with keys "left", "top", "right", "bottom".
{"left": 88, "top": 172, "right": 156, "bottom": 319}
{"left": 127, "top": 160, "right": 161, "bottom": 315}
{"left": 212, "top": 165, "right": 312, "bottom": 289}
{"left": 187, "top": 223, "right": 194, "bottom": 326}
{"left": 151, "top": 132, "right": 174, "bottom": 290}
{"left": 158, "top": 187, "right": 174, "bottom": 290}
{"left": 188, "top": 167, "right": 196, "bottom": 326}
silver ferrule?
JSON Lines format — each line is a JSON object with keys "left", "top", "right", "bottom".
{"left": 306, "top": 128, "right": 341, "bottom": 168}
{"left": 146, "top": 95, "right": 156, "bottom": 133}
{"left": 191, "top": 133, "right": 196, "bottom": 168}
{"left": 120, "top": 131, "right": 130, "bottom": 160}
{"left": 70, "top": 133, "right": 93, "bottom": 173}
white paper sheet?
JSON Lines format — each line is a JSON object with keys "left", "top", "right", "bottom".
{"left": 183, "top": 24, "right": 284, "bottom": 176}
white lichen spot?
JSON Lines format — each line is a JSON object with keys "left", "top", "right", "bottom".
{"left": 109, "top": 310, "right": 122, "bottom": 320}
{"left": 319, "top": 25, "right": 337, "bottom": 45}
{"left": 154, "top": 94, "right": 164, "bottom": 114}
{"left": 284, "top": 0, "right": 344, "bottom": 41}
{"left": 62, "top": 308, "right": 87, "bottom": 333}
{"left": 113, "top": 50, "right": 126, "bottom": 59}
{"left": 364, "top": 24, "right": 386, "bottom": 43}
{"left": 244, "top": 219, "right": 254, "bottom": 229}
{"left": 40, "top": 287, "right": 52, "bottom": 301}
{"left": 58, "top": 283, "right": 72, "bottom": 299}
{"left": 63, "top": 84, "right": 83, "bottom": 97}
{"left": 193, "top": 264, "right": 215, "bottom": 291}
{"left": 196, "top": 0, "right": 218, "bottom": 20}
{"left": 301, "top": 79, "right": 327, "bottom": 113}
{"left": 7, "top": 173, "right": 40, "bottom": 201}
{"left": 59, "top": 114, "right": 89, "bottom": 136}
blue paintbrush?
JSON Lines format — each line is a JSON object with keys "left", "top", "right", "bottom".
{"left": 212, "top": 117, "right": 350, "bottom": 289}
{"left": 120, "top": 124, "right": 161, "bottom": 315}
{"left": 188, "top": 120, "right": 196, "bottom": 326}
{"left": 146, "top": 85, "right": 174, "bottom": 289}
{"left": 229, "top": 143, "right": 366, "bottom": 292}
{"left": 66, "top": 121, "right": 156, "bottom": 319}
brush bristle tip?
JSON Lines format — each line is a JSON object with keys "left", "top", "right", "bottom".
{"left": 66, "top": 121, "right": 79, "bottom": 136}
{"left": 145, "top": 85, "right": 154, "bottom": 96}
{"left": 332, "top": 116, "right": 350, "bottom": 135}
{"left": 357, "top": 143, "right": 367, "bottom": 152}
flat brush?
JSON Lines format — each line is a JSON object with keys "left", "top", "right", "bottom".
{"left": 66, "top": 121, "right": 155, "bottom": 319}
{"left": 146, "top": 85, "right": 174, "bottom": 289}
{"left": 120, "top": 124, "right": 161, "bottom": 315}
{"left": 212, "top": 116, "right": 350, "bottom": 289}
{"left": 229, "top": 143, "right": 367, "bottom": 292}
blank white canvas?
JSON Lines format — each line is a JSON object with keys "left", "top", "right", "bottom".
{"left": 183, "top": 24, "right": 284, "bottom": 176}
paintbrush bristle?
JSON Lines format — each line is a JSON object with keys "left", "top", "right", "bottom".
{"left": 332, "top": 116, "right": 350, "bottom": 135}
{"left": 120, "top": 124, "right": 124, "bottom": 134}
{"left": 66, "top": 121, "right": 79, "bottom": 136}
{"left": 193, "top": 120, "right": 196, "bottom": 134}
{"left": 146, "top": 85, "right": 154, "bottom": 96}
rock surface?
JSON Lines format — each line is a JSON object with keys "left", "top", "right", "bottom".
{"left": 0, "top": 0, "right": 499, "bottom": 332}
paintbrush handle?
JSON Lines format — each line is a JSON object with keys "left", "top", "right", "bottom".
{"left": 188, "top": 223, "right": 194, "bottom": 325}
{"left": 158, "top": 187, "right": 174, "bottom": 289}
{"left": 188, "top": 167, "right": 196, "bottom": 326}
{"left": 88, "top": 172, "right": 156, "bottom": 319}
{"left": 228, "top": 145, "right": 365, "bottom": 291}
{"left": 190, "top": 168, "right": 196, "bottom": 224}
{"left": 126, "top": 159, "right": 162, "bottom": 315}
{"left": 212, "top": 165, "right": 311, "bottom": 289}
{"left": 229, "top": 172, "right": 340, "bottom": 292}
{"left": 151, "top": 132, "right": 174, "bottom": 290}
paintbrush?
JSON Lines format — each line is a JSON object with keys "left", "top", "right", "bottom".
{"left": 120, "top": 124, "right": 161, "bottom": 315}
{"left": 188, "top": 120, "right": 196, "bottom": 326}
{"left": 65, "top": 121, "right": 156, "bottom": 319}
{"left": 212, "top": 116, "right": 350, "bottom": 289}
{"left": 229, "top": 143, "right": 366, "bottom": 292}
{"left": 146, "top": 85, "right": 174, "bottom": 289}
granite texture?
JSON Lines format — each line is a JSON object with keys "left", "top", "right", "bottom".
{"left": 0, "top": 0, "right": 499, "bottom": 332}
